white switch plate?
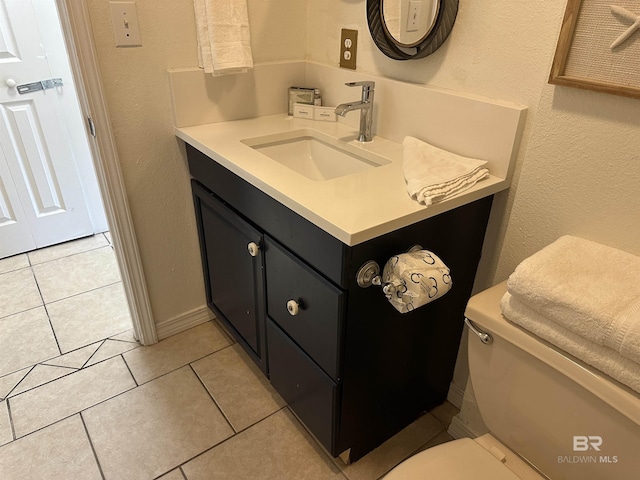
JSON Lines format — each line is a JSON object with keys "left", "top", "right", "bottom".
{"left": 109, "top": 1, "right": 142, "bottom": 47}
{"left": 407, "top": 1, "right": 423, "bottom": 33}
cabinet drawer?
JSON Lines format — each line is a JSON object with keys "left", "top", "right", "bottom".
{"left": 267, "top": 320, "right": 338, "bottom": 454}
{"left": 265, "top": 237, "right": 344, "bottom": 380}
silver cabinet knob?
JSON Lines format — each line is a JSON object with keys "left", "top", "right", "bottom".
{"left": 247, "top": 242, "right": 260, "bottom": 257}
{"left": 5, "top": 79, "right": 16, "bottom": 88}
{"left": 286, "top": 300, "right": 299, "bottom": 316}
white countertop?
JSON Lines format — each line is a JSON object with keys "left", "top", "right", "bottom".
{"left": 176, "top": 114, "right": 509, "bottom": 246}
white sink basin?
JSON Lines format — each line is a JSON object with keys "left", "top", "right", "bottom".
{"left": 241, "top": 129, "right": 391, "bottom": 181}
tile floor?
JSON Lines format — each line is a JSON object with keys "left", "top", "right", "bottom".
{"left": 0, "top": 234, "right": 457, "bottom": 479}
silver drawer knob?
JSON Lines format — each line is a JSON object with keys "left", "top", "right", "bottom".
{"left": 286, "top": 300, "right": 299, "bottom": 316}
{"left": 247, "top": 242, "right": 260, "bottom": 257}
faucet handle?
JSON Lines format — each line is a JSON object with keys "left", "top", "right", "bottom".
{"left": 345, "top": 81, "right": 375, "bottom": 90}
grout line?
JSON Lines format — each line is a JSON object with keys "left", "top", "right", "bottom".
{"left": 43, "top": 280, "right": 124, "bottom": 307}
{"left": 4, "top": 366, "right": 36, "bottom": 399}
{"left": 172, "top": 407, "right": 287, "bottom": 474}
{"left": 27, "top": 237, "right": 112, "bottom": 267}
{"left": 41, "top": 303, "right": 63, "bottom": 358}
{"left": 81, "top": 340, "right": 107, "bottom": 369}
{"left": 80, "top": 412, "right": 107, "bottom": 480}
{"left": 132, "top": 342, "right": 233, "bottom": 388}
{"left": 120, "top": 355, "right": 139, "bottom": 387}
{"left": 179, "top": 466, "right": 188, "bottom": 479}
{"left": 9, "top": 379, "right": 139, "bottom": 441}
{"left": 6, "top": 397, "right": 16, "bottom": 442}
{"left": 188, "top": 363, "right": 236, "bottom": 433}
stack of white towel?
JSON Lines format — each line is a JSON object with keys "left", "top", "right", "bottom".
{"left": 501, "top": 235, "right": 640, "bottom": 393}
{"left": 402, "top": 136, "right": 489, "bottom": 206}
{"left": 193, "top": 0, "right": 253, "bottom": 76}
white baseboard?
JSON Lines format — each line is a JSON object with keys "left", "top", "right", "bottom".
{"left": 155, "top": 305, "right": 213, "bottom": 340}
{"left": 447, "top": 415, "right": 477, "bottom": 440}
{"left": 447, "top": 380, "right": 465, "bottom": 409}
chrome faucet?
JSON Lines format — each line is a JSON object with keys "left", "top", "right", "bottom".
{"left": 334, "top": 81, "right": 375, "bottom": 142}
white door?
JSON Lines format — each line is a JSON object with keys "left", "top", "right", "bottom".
{"left": 0, "top": 0, "right": 93, "bottom": 258}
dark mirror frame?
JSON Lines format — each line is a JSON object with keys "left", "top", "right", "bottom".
{"left": 367, "top": 0, "right": 459, "bottom": 60}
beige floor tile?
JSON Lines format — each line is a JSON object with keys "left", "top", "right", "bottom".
{"left": 47, "top": 283, "right": 132, "bottom": 353}
{"left": 32, "top": 246, "right": 121, "bottom": 303}
{"left": 42, "top": 342, "right": 101, "bottom": 369}
{"left": 0, "top": 415, "right": 102, "bottom": 479}
{"left": 0, "top": 368, "right": 30, "bottom": 400}
{"left": 9, "top": 365, "right": 75, "bottom": 397}
{"left": 430, "top": 401, "right": 459, "bottom": 428}
{"left": 110, "top": 328, "right": 138, "bottom": 343}
{"left": 338, "top": 413, "right": 444, "bottom": 480}
{"left": 83, "top": 366, "right": 234, "bottom": 480}
{"left": 192, "top": 344, "right": 285, "bottom": 432}
{"left": 9, "top": 355, "right": 136, "bottom": 438}
{"left": 419, "top": 430, "right": 454, "bottom": 451}
{"left": 183, "top": 409, "right": 345, "bottom": 480}
{"left": 157, "top": 468, "right": 186, "bottom": 480}
{"left": 0, "top": 401, "right": 11, "bottom": 447}
{"left": 0, "top": 308, "right": 59, "bottom": 377}
{"left": 27, "top": 235, "right": 109, "bottom": 265}
{"left": 0, "top": 254, "right": 29, "bottom": 275}
{"left": 123, "top": 322, "right": 231, "bottom": 384}
{"left": 0, "top": 269, "right": 42, "bottom": 319}
{"left": 85, "top": 339, "right": 139, "bottom": 367}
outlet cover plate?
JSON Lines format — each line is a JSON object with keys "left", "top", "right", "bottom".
{"left": 340, "top": 29, "right": 358, "bottom": 70}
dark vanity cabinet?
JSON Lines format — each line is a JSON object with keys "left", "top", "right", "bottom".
{"left": 187, "top": 144, "right": 493, "bottom": 462}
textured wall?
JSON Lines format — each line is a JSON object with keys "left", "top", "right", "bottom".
{"left": 86, "top": 0, "right": 307, "bottom": 326}
{"left": 307, "top": 0, "right": 640, "bottom": 282}
{"left": 88, "top": 0, "right": 640, "bottom": 342}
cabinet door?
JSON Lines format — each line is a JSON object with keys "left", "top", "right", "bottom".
{"left": 192, "top": 181, "right": 266, "bottom": 367}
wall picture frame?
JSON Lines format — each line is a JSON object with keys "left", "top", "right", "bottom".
{"left": 549, "top": 0, "right": 640, "bottom": 99}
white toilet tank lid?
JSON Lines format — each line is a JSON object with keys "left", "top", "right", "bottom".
{"left": 383, "top": 438, "right": 522, "bottom": 480}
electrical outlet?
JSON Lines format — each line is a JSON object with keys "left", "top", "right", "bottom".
{"left": 340, "top": 29, "right": 358, "bottom": 70}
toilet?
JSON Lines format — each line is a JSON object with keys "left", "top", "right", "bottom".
{"left": 385, "top": 282, "right": 640, "bottom": 480}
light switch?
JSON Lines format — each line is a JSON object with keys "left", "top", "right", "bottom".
{"left": 109, "top": 1, "right": 142, "bottom": 47}
{"left": 407, "top": 1, "right": 423, "bottom": 33}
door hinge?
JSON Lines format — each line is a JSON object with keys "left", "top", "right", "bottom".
{"left": 87, "top": 117, "right": 96, "bottom": 138}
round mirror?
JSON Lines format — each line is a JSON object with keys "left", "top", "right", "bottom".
{"left": 367, "top": 0, "right": 458, "bottom": 60}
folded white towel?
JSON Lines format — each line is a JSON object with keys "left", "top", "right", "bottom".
{"left": 193, "top": 0, "right": 253, "bottom": 76}
{"left": 402, "top": 136, "right": 489, "bottom": 206}
{"left": 507, "top": 235, "right": 640, "bottom": 364}
{"left": 501, "top": 291, "right": 640, "bottom": 394}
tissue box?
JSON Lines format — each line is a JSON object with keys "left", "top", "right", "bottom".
{"left": 292, "top": 104, "right": 336, "bottom": 122}
{"left": 288, "top": 87, "right": 315, "bottom": 115}
{"left": 314, "top": 106, "right": 336, "bottom": 122}
{"left": 293, "top": 103, "right": 314, "bottom": 119}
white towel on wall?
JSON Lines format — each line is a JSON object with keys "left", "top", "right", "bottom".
{"left": 193, "top": 0, "right": 253, "bottom": 76}
{"left": 402, "top": 136, "right": 489, "bottom": 206}
{"left": 507, "top": 235, "right": 640, "bottom": 364}
{"left": 501, "top": 291, "right": 640, "bottom": 394}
